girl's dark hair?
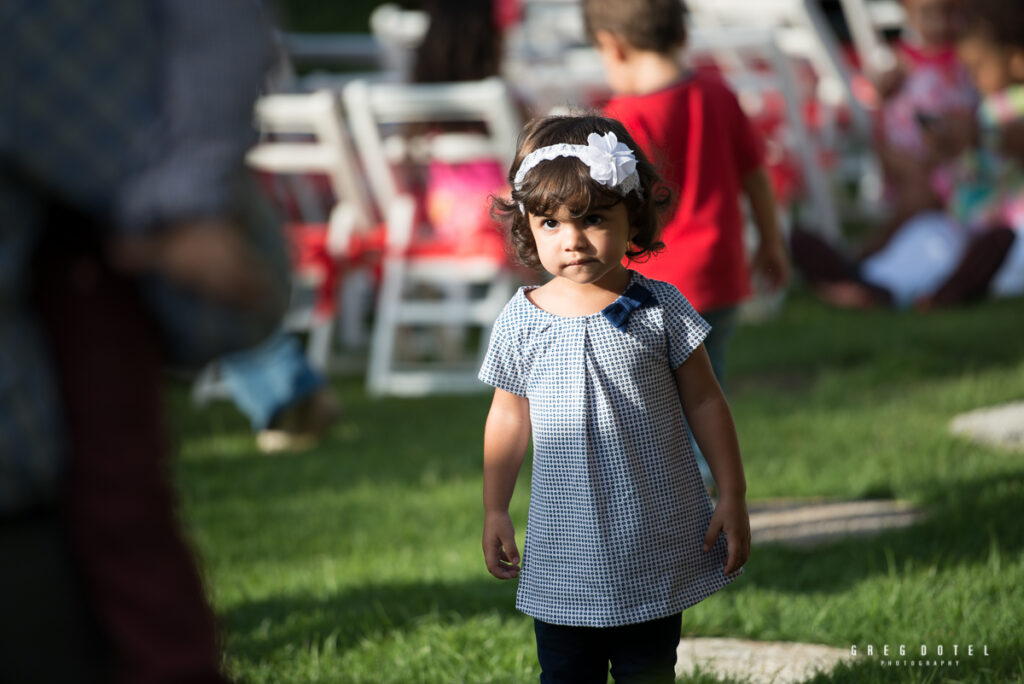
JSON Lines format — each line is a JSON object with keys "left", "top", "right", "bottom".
{"left": 962, "top": 0, "right": 1024, "bottom": 51}
{"left": 492, "top": 115, "right": 670, "bottom": 269}
{"left": 412, "top": 0, "right": 501, "bottom": 83}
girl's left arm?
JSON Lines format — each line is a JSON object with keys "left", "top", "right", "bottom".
{"left": 675, "top": 346, "right": 751, "bottom": 575}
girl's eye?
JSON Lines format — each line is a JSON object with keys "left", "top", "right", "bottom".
{"left": 542, "top": 218, "right": 559, "bottom": 230}
{"left": 585, "top": 214, "right": 605, "bottom": 226}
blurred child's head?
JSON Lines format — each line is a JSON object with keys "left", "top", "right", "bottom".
{"left": 492, "top": 115, "right": 669, "bottom": 269}
{"left": 582, "top": 0, "right": 686, "bottom": 54}
{"left": 902, "top": 0, "right": 965, "bottom": 49}
{"left": 412, "top": 0, "right": 501, "bottom": 83}
{"left": 582, "top": 0, "right": 686, "bottom": 92}
{"left": 957, "top": 0, "right": 1024, "bottom": 95}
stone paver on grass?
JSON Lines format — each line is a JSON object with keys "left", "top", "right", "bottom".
{"left": 748, "top": 498, "right": 926, "bottom": 548}
{"left": 676, "top": 638, "right": 853, "bottom": 684}
{"left": 671, "top": 498, "right": 922, "bottom": 683}
{"left": 950, "top": 400, "right": 1024, "bottom": 450}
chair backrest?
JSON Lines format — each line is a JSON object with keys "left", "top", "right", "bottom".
{"left": 247, "top": 89, "right": 376, "bottom": 233}
{"left": 341, "top": 77, "right": 521, "bottom": 211}
{"left": 835, "top": 0, "right": 904, "bottom": 76}
{"left": 688, "top": 27, "right": 841, "bottom": 238}
{"left": 506, "top": 0, "right": 587, "bottom": 61}
{"left": 368, "top": 4, "right": 430, "bottom": 80}
{"left": 687, "top": 0, "right": 872, "bottom": 139}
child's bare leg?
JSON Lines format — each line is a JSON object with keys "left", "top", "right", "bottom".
{"left": 815, "top": 281, "right": 893, "bottom": 309}
{"left": 790, "top": 229, "right": 860, "bottom": 283}
{"left": 790, "top": 229, "right": 893, "bottom": 308}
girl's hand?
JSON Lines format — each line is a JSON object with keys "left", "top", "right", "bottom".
{"left": 482, "top": 511, "right": 520, "bottom": 580}
{"left": 702, "top": 494, "right": 751, "bottom": 575}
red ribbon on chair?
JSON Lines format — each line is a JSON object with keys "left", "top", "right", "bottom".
{"left": 285, "top": 222, "right": 386, "bottom": 318}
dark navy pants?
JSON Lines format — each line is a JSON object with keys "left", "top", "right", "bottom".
{"left": 534, "top": 612, "right": 682, "bottom": 683}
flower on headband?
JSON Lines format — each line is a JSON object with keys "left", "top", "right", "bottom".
{"left": 580, "top": 132, "right": 637, "bottom": 189}
{"left": 512, "top": 130, "right": 643, "bottom": 211}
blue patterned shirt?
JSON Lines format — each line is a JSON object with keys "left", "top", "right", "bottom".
{"left": 479, "top": 272, "right": 739, "bottom": 627}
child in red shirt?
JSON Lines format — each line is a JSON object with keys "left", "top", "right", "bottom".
{"left": 583, "top": 0, "right": 789, "bottom": 383}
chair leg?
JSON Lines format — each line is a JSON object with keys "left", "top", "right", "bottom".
{"left": 477, "top": 271, "right": 515, "bottom": 367}
{"left": 367, "top": 257, "right": 404, "bottom": 396}
{"left": 307, "top": 318, "right": 333, "bottom": 374}
{"left": 439, "top": 280, "right": 470, "bottom": 362}
{"left": 340, "top": 269, "right": 372, "bottom": 349}
{"left": 191, "top": 364, "right": 231, "bottom": 405}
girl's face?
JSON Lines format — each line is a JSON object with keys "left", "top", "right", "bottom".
{"left": 957, "top": 34, "right": 1024, "bottom": 95}
{"left": 904, "top": 0, "right": 963, "bottom": 48}
{"left": 528, "top": 201, "right": 634, "bottom": 288}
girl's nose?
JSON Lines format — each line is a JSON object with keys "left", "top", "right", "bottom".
{"left": 561, "top": 224, "right": 589, "bottom": 251}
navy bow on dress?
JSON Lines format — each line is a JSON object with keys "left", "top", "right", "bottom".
{"left": 601, "top": 282, "right": 658, "bottom": 331}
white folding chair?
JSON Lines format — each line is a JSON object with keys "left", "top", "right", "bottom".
{"left": 368, "top": 3, "right": 429, "bottom": 81}
{"left": 687, "top": 0, "right": 873, "bottom": 142}
{"left": 192, "top": 89, "right": 380, "bottom": 404}
{"left": 689, "top": 27, "right": 842, "bottom": 239}
{"left": 836, "top": 0, "right": 905, "bottom": 77}
{"left": 247, "top": 90, "right": 380, "bottom": 368}
{"left": 342, "top": 77, "right": 522, "bottom": 396}
{"left": 192, "top": 89, "right": 380, "bottom": 403}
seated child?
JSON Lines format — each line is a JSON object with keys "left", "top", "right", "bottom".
{"left": 791, "top": 0, "right": 1024, "bottom": 309}
{"left": 875, "top": 0, "right": 977, "bottom": 214}
{"left": 410, "top": 0, "right": 513, "bottom": 258}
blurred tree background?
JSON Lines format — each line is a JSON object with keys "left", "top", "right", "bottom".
{"left": 272, "top": 0, "right": 415, "bottom": 33}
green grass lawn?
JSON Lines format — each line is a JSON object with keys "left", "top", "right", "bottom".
{"left": 172, "top": 290, "right": 1024, "bottom": 682}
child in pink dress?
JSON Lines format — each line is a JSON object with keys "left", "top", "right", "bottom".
{"left": 791, "top": 0, "right": 1024, "bottom": 309}
{"left": 876, "top": 0, "right": 978, "bottom": 212}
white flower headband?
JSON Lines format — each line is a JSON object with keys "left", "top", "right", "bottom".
{"left": 513, "top": 132, "right": 643, "bottom": 212}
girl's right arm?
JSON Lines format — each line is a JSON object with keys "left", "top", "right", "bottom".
{"left": 482, "top": 388, "right": 531, "bottom": 580}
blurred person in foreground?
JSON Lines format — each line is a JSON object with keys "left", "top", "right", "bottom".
{"left": 1, "top": 2, "right": 289, "bottom": 682}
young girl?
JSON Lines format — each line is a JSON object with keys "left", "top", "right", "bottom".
{"left": 478, "top": 115, "right": 751, "bottom": 683}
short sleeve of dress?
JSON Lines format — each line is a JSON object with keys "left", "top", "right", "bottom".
{"left": 660, "top": 284, "right": 712, "bottom": 369}
{"left": 478, "top": 298, "right": 528, "bottom": 396}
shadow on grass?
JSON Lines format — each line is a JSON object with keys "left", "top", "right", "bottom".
{"left": 744, "top": 469, "right": 1024, "bottom": 595}
{"left": 222, "top": 581, "right": 755, "bottom": 683}
{"left": 731, "top": 292, "right": 1024, "bottom": 390}
{"left": 171, "top": 381, "right": 496, "bottom": 500}
{"left": 221, "top": 577, "right": 518, "bottom": 661}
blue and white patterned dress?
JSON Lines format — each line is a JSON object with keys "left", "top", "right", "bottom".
{"left": 478, "top": 271, "right": 739, "bottom": 627}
